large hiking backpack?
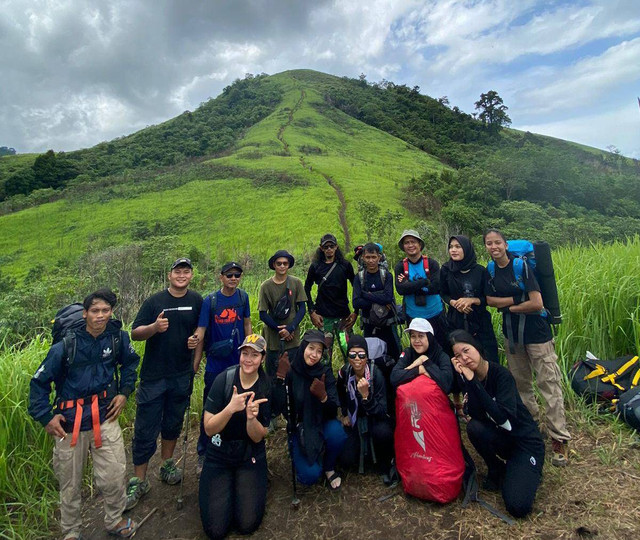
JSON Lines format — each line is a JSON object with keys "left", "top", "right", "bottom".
{"left": 51, "top": 303, "right": 122, "bottom": 368}
{"left": 570, "top": 353, "right": 640, "bottom": 403}
{"left": 395, "top": 375, "right": 464, "bottom": 503}
{"left": 487, "top": 240, "right": 561, "bottom": 325}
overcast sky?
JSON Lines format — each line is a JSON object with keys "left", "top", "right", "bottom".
{"left": 1, "top": 0, "right": 639, "bottom": 158}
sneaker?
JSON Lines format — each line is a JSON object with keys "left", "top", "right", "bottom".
{"left": 124, "top": 477, "right": 150, "bottom": 511}
{"left": 551, "top": 439, "right": 569, "bottom": 467}
{"left": 196, "top": 454, "right": 205, "bottom": 477}
{"left": 159, "top": 458, "right": 182, "bottom": 485}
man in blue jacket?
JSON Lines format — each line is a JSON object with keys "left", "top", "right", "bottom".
{"left": 29, "top": 288, "right": 140, "bottom": 540}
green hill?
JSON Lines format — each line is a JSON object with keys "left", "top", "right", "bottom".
{"left": 0, "top": 69, "right": 638, "bottom": 342}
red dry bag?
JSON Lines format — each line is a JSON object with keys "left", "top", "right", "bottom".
{"left": 394, "top": 375, "right": 464, "bottom": 503}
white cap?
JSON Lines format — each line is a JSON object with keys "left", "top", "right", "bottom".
{"left": 404, "top": 318, "right": 434, "bottom": 335}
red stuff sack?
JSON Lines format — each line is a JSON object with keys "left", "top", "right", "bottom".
{"left": 394, "top": 376, "right": 464, "bottom": 503}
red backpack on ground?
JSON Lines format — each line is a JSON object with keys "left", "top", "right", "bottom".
{"left": 395, "top": 376, "right": 464, "bottom": 503}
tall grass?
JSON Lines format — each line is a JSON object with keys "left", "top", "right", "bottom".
{"left": 2, "top": 239, "right": 639, "bottom": 538}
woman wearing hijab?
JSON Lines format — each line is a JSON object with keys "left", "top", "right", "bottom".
{"left": 391, "top": 318, "right": 453, "bottom": 394}
{"left": 449, "top": 330, "right": 545, "bottom": 517}
{"left": 277, "top": 329, "right": 347, "bottom": 490}
{"left": 336, "top": 335, "right": 394, "bottom": 480}
{"left": 440, "top": 235, "right": 499, "bottom": 364}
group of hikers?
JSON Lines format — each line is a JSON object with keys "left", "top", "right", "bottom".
{"left": 28, "top": 228, "right": 571, "bottom": 540}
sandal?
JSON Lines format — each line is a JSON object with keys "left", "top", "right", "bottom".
{"left": 107, "top": 518, "right": 137, "bottom": 538}
{"left": 325, "top": 471, "right": 342, "bottom": 492}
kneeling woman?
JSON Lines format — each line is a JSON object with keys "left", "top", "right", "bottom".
{"left": 280, "top": 329, "right": 347, "bottom": 490}
{"left": 450, "top": 330, "right": 545, "bottom": 518}
{"left": 391, "top": 318, "right": 453, "bottom": 394}
{"left": 199, "top": 335, "right": 271, "bottom": 539}
{"left": 336, "top": 335, "right": 394, "bottom": 478}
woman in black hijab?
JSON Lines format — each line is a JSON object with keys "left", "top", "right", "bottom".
{"left": 440, "top": 235, "right": 499, "bottom": 364}
{"left": 279, "top": 329, "right": 347, "bottom": 490}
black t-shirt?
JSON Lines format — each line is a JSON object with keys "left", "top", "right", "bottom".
{"left": 440, "top": 264, "right": 492, "bottom": 334}
{"left": 204, "top": 367, "right": 271, "bottom": 462}
{"left": 305, "top": 259, "right": 355, "bottom": 318}
{"left": 486, "top": 259, "right": 552, "bottom": 344}
{"left": 454, "top": 362, "right": 544, "bottom": 457}
{"left": 132, "top": 289, "right": 203, "bottom": 381}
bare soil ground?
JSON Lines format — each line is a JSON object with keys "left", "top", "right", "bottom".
{"left": 73, "top": 406, "right": 640, "bottom": 540}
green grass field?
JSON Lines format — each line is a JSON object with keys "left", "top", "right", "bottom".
{"left": 2, "top": 239, "right": 639, "bottom": 538}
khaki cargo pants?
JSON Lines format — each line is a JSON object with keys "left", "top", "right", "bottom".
{"left": 53, "top": 419, "right": 127, "bottom": 539}
{"left": 505, "top": 339, "right": 571, "bottom": 442}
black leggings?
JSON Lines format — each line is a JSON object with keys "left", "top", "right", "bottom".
{"left": 199, "top": 453, "right": 267, "bottom": 539}
{"left": 467, "top": 419, "right": 544, "bottom": 518}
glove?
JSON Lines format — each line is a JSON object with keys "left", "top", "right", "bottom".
{"left": 276, "top": 351, "right": 290, "bottom": 380}
{"left": 310, "top": 374, "right": 327, "bottom": 402}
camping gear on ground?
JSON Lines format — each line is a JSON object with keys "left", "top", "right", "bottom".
{"left": 616, "top": 386, "right": 640, "bottom": 431}
{"left": 394, "top": 375, "right": 464, "bottom": 503}
{"left": 570, "top": 352, "right": 640, "bottom": 403}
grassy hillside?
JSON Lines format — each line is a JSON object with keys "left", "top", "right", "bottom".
{"left": 0, "top": 69, "right": 638, "bottom": 344}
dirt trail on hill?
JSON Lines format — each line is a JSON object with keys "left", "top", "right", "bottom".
{"left": 277, "top": 87, "right": 351, "bottom": 250}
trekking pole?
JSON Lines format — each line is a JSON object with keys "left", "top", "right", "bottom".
{"left": 284, "top": 379, "right": 300, "bottom": 509}
{"left": 177, "top": 349, "right": 196, "bottom": 511}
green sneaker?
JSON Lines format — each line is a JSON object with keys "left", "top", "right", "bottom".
{"left": 124, "top": 477, "right": 150, "bottom": 511}
{"left": 159, "top": 458, "right": 182, "bottom": 485}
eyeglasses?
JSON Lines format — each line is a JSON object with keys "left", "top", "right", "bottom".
{"left": 224, "top": 273, "right": 242, "bottom": 279}
{"left": 348, "top": 352, "right": 367, "bottom": 360}
{"left": 275, "top": 261, "right": 289, "bottom": 267}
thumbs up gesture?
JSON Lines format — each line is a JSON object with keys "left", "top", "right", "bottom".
{"left": 155, "top": 311, "right": 169, "bottom": 333}
{"left": 310, "top": 374, "right": 328, "bottom": 402}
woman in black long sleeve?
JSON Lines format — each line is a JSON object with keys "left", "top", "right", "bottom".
{"left": 449, "top": 330, "right": 545, "bottom": 518}
{"left": 281, "top": 329, "right": 347, "bottom": 490}
{"left": 199, "top": 334, "right": 271, "bottom": 539}
{"left": 391, "top": 318, "right": 453, "bottom": 394}
{"left": 440, "top": 235, "right": 499, "bottom": 363}
{"left": 336, "top": 335, "right": 394, "bottom": 479}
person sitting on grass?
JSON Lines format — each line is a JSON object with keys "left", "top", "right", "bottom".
{"left": 336, "top": 335, "right": 394, "bottom": 482}
{"left": 276, "top": 329, "right": 347, "bottom": 491}
{"left": 449, "top": 329, "right": 545, "bottom": 518}
{"left": 199, "top": 334, "right": 271, "bottom": 540}
{"left": 28, "top": 288, "right": 140, "bottom": 539}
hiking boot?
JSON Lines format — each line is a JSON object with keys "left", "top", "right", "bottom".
{"left": 159, "top": 458, "right": 182, "bottom": 485}
{"left": 124, "top": 477, "right": 150, "bottom": 511}
{"left": 551, "top": 439, "right": 569, "bottom": 467}
{"left": 196, "top": 454, "right": 205, "bottom": 477}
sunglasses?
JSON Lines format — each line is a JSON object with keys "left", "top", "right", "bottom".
{"left": 348, "top": 352, "right": 367, "bottom": 360}
{"left": 275, "top": 261, "right": 290, "bottom": 267}
{"left": 224, "top": 273, "right": 242, "bottom": 279}
{"left": 322, "top": 244, "right": 337, "bottom": 250}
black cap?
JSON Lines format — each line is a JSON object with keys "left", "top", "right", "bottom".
{"left": 347, "top": 335, "right": 369, "bottom": 356}
{"left": 221, "top": 261, "right": 243, "bottom": 274}
{"left": 302, "top": 329, "right": 326, "bottom": 345}
{"left": 171, "top": 257, "right": 193, "bottom": 270}
{"left": 268, "top": 250, "right": 295, "bottom": 270}
{"left": 320, "top": 233, "right": 337, "bottom": 246}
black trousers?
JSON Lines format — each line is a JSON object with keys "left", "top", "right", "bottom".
{"left": 467, "top": 419, "right": 544, "bottom": 518}
{"left": 339, "top": 417, "right": 394, "bottom": 474}
{"left": 199, "top": 452, "right": 267, "bottom": 539}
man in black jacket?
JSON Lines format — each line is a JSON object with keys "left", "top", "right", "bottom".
{"left": 29, "top": 288, "right": 139, "bottom": 540}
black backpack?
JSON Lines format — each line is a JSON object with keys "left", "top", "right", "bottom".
{"left": 51, "top": 303, "right": 121, "bottom": 368}
{"left": 616, "top": 386, "right": 640, "bottom": 431}
{"left": 570, "top": 354, "right": 640, "bottom": 403}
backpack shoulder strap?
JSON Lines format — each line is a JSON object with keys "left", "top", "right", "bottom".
{"left": 402, "top": 257, "right": 408, "bottom": 275}
{"left": 358, "top": 268, "right": 365, "bottom": 288}
{"left": 422, "top": 256, "right": 430, "bottom": 276}
{"left": 62, "top": 332, "right": 77, "bottom": 368}
{"left": 512, "top": 258, "right": 525, "bottom": 291}
{"left": 238, "top": 289, "right": 249, "bottom": 311}
{"left": 112, "top": 332, "right": 122, "bottom": 362}
{"left": 487, "top": 260, "right": 495, "bottom": 279}
{"left": 380, "top": 267, "right": 387, "bottom": 286}
{"left": 224, "top": 365, "right": 239, "bottom": 402}
{"left": 208, "top": 290, "right": 219, "bottom": 321}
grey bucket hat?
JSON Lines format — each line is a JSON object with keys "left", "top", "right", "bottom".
{"left": 398, "top": 229, "right": 425, "bottom": 251}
